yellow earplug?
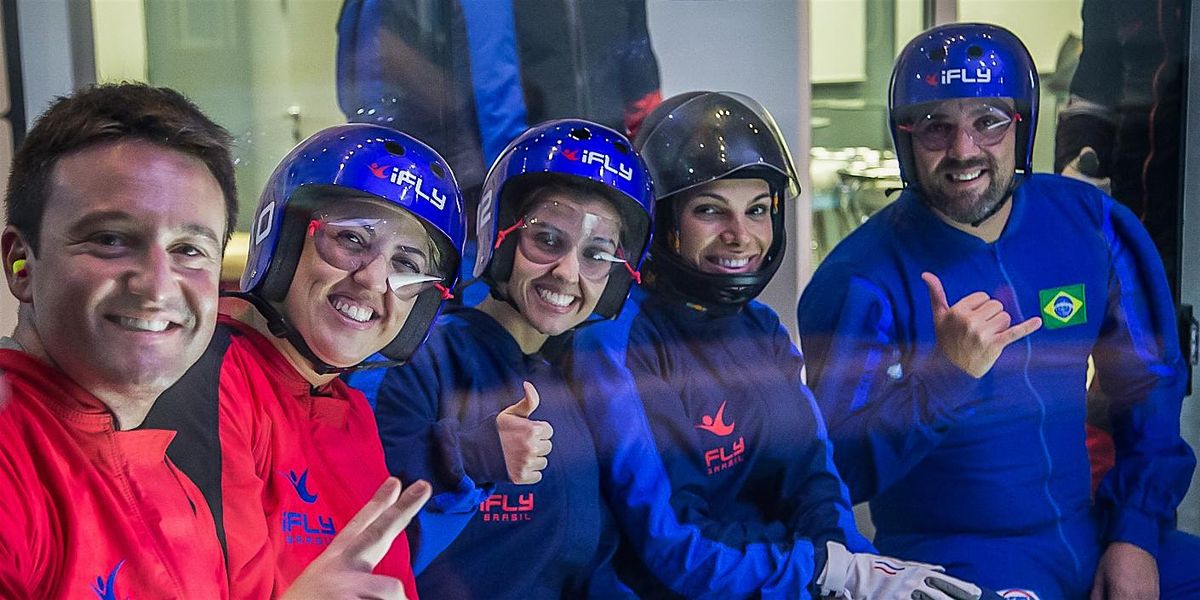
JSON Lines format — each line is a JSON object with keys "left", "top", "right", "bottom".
{"left": 11, "top": 259, "right": 26, "bottom": 276}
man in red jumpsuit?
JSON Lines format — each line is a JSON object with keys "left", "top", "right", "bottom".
{"left": 0, "top": 83, "right": 428, "bottom": 599}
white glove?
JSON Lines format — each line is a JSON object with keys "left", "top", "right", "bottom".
{"left": 816, "top": 541, "right": 983, "bottom": 600}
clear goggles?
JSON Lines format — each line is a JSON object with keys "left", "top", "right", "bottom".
{"left": 494, "top": 200, "right": 640, "bottom": 283}
{"left": 898, "top": 102, "right": 1020, "bottom": 152}
{"left": 307, "top": 211, "right": 451, "bottom": 300}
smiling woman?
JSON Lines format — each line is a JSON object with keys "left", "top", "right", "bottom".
{"left": 282, "top": 197, "right": 439, "bottom": 369}
{"left": 237, "top": 126, "right": 466, "bottom": 377}
{"left": 354, "top": 119, "right": 656, "bottom": 598}
{"left": 145, "top": 123, "right": 468, "bottom": 598}
{"left": 488, "top": 189, "right": 625, "bottom": 350}
{"left": 676, "top": 178, "right": 773, "bottom": 276}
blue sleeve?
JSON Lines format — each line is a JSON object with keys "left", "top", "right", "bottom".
{"left": 573, "top": 322, "right": 827, "bottom": 600}
{"left": 1091, "top": 199, "right": 1196, "bottom": 556}
{"left": 767, "top": 322, "right": 872, "bottom": 554}
{"left": 458, "top": 0, "right": 528, "bottom": 163}
{"left": 575, "top": 501, "right": 639, "bottom": 599}
{"left": 372, "top": 348, "right": 495, "bottom": 572}
{"left": 797, "top": 267, "right": 981, "bottom": 503}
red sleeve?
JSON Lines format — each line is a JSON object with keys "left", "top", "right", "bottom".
{"left": 1087, "top": 423, "right": 1116, "bottom": 496}
{"left": 624, "top": 89, "right": 662, "bottom": 138}
{"left": 0, "top": 444, "right": 37, "bottom": 596}
{"left": 0, "top": 392, "right": 45, "bottom": 595}
{"left": 345, "top": 386, "right": 420, "bottom": 599}
{"left": 216, "top": 340, "right": 277, "bottom": 599}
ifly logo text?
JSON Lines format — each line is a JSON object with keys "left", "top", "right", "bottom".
{"left": 389, "top": 167, "right": 448, "bottom": 209}
{"left": 563, "top": 149, "right": 634, "bottom": 181}
{"left": 480, "top": 493, "right": 534, "bottom": 522}
{"left": 941, "top": 67, "right": 992, "bottom": 84}
{"left": 282, "top": 511, "right": 337, "bottom": 546}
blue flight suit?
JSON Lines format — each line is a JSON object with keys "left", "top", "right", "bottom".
{"left": 798, "top": 174, "right": 1200, "bottom": 598}
{"left": 571, "top": 285, "right": 872, "bottom": 599}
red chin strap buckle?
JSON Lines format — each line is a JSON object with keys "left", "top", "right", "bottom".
{"left": 434, "top": 283, "right": 454, "bottom": 300}
{"left": 307, "top": 219, "right": 320, "bottom": 237}
{"left": 493, "top": 219, "right": 525, "bottom": 249}
{"left": 616, "top": 248, "right": 641, "bottom": 284}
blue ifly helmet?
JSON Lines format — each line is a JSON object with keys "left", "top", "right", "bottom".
{"left": 474, "top": 119, "right": 655, "bottom": 319}
{"left": 240, "top": 123, "right": 466, "bottom": 371}
{"left": 889, "top": 22, "right": 1039, "bottom": 186}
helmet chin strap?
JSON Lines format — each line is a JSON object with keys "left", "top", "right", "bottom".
{"left": 222, "top": 290, "right": 396, "bottom": 376}
{"left": 487, "top": 283, "right": 524, "bottom": 316}
{"left": 645, "top": 184, "right": 787, "bottom": 314}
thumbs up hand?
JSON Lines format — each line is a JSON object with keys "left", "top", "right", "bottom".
{"left": 497, "top": 381, "right": 554, "bottom": 484}
{"left": 922, "top": 272, "right": 1042, "bottom": 378}
{"left": 282, "top": 478, "right": 431, "bottom": 599}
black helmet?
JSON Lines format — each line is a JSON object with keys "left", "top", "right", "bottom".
{"left": 634, "top": 91, "right": 799, "bottom": 309}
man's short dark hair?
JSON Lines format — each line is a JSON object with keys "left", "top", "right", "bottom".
{"left": 5, "top": 82, "right": 237, "bottom": 253}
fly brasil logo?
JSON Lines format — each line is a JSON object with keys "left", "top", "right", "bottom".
{"left": 705, "top": 437, "right": 746, "bottom": 475}
{"left": 281, "top": 512, "right": 336, "bottom": 542}
{"left": 562, "top": 148, "right": 634, "bottom": 181}
{"left": 286, "top": 469, "right": 318, "bottom": 503}
{"left": 480, "top": 492, "right": 535, "bottom": 522}
{"left": 696, "top": 401, "right": 747, "bottom": 475}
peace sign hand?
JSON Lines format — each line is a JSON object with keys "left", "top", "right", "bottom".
{"left": 282, "top": 478, "right": 431, "bottom": 599}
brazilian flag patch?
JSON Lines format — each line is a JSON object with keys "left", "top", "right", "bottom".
{"left": 1039, "top": 284, "right": 1086, "bottom": 329}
